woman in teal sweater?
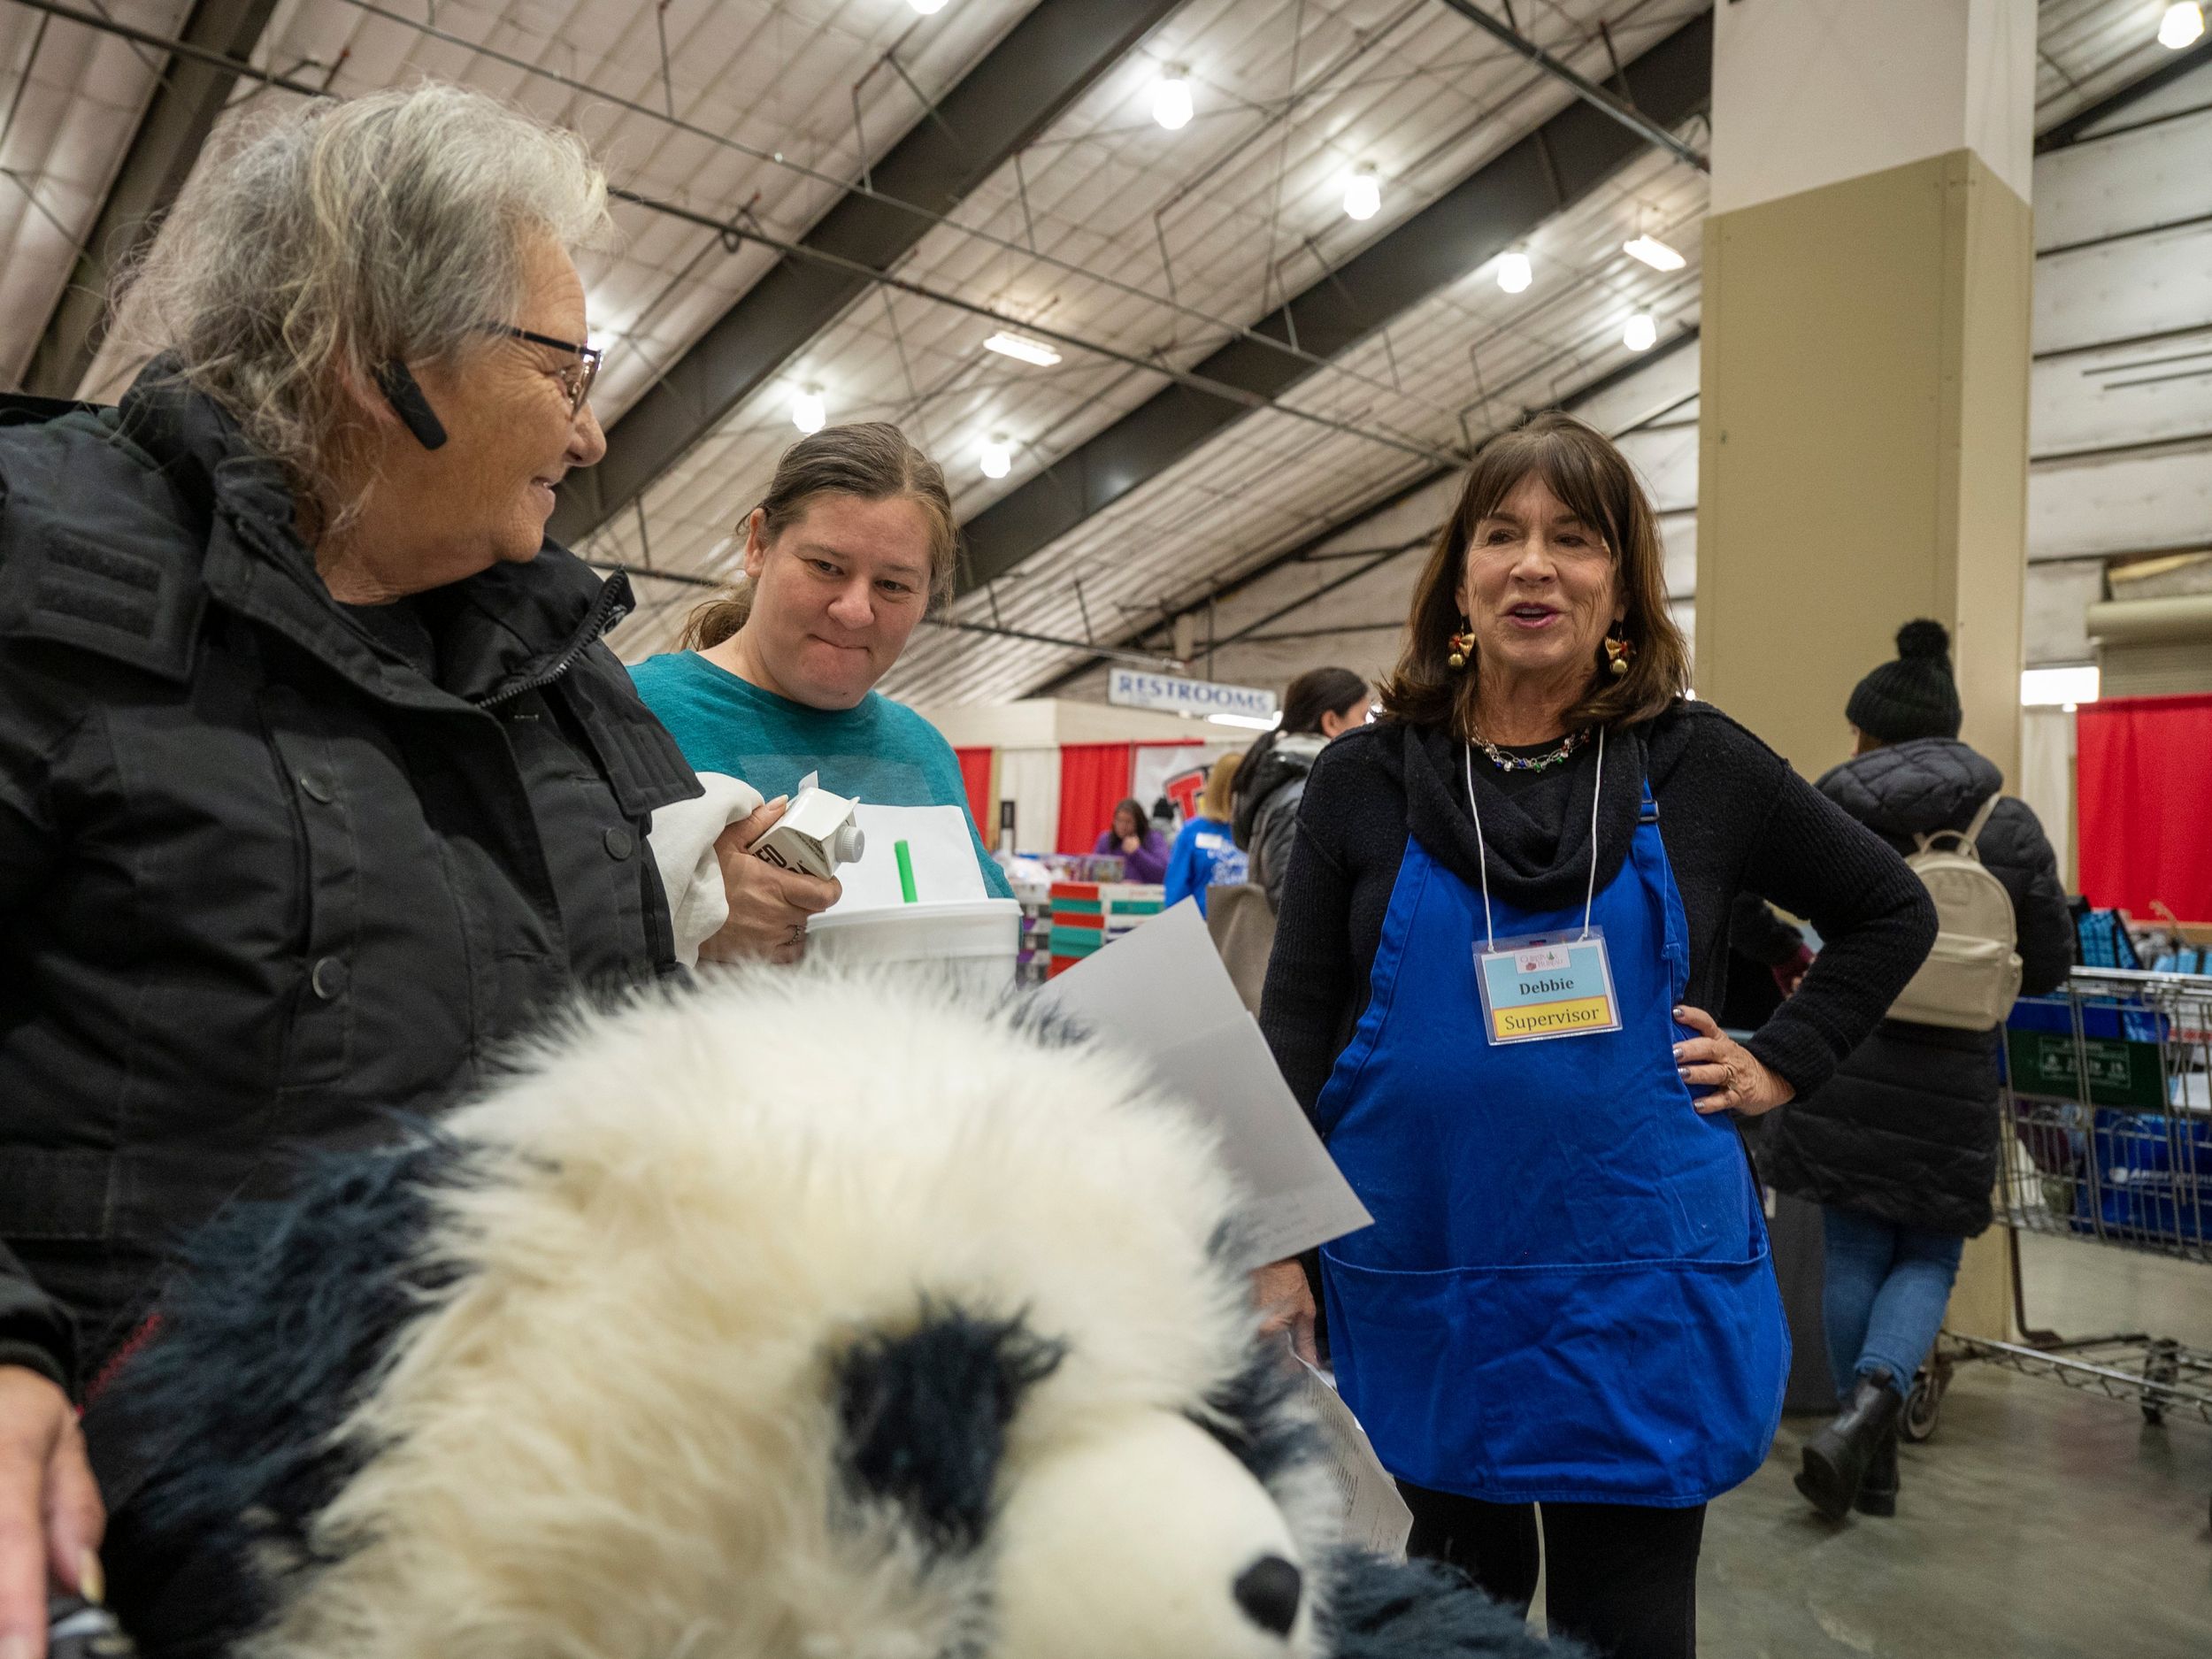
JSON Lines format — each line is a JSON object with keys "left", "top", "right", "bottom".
{"left": 631, "top": 424, "right": 1008, "bottom": 960}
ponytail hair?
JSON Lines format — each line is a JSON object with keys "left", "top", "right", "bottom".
{"left": 1234, "top": 665, "right": 1370, "bottom": 803}
{"left": 1279, "top": 665, "right": 1370, "bottom": 735}
{"left": 680, "top": 421, "right": 956, "bottom": 650}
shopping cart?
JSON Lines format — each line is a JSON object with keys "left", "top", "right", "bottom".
{"left": 1903, "top": 967, "right": 2212, "bottom": 1524}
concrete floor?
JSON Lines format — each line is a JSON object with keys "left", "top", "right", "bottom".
{"left": 1697, "top": 1233, "right": 2212, "bottom": 1658}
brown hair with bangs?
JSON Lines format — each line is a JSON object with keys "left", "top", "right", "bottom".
{"left": 1379, "top": 411, "right": 1689, "bottom": 736}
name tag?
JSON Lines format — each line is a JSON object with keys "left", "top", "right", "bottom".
{"left": 1475, "top": 929, "right": 1623, "bottom": 1045}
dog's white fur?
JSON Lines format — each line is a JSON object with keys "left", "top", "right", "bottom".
{"left": 250, "top": 970, "right": 1337, "bottom": 1659}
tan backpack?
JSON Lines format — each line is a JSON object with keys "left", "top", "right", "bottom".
{"left": 1888, "top": 794, "right": 2023, "bottom": 1031}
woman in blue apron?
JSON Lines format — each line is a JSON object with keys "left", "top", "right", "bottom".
{"left": 1254, "top": 414, "right": 1936, "bottom": 1659}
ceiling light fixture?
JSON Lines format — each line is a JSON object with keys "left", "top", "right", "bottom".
{"left": 1153, "top": 66, "right": 1194, "bottom": 131}
{"left": 1624, "top": 234, "right": 1686, "bottom": 272}
{"left": 983, "top": 331, "right": 1062, "bottom": 367}
{"left": 2160, "top": 3, "right": 2204, "bottom": 49}
{"left": 1496, "top": 250, "right": 1532, "bottom": 294}
{"left": 1343, "top": 164, "right": 1381, "bottom": 222}
{"left": 1209, "top": 711, "right": 1282, "bottom": 731}
{"left": 1623, "top": 312, "right": 1657, "bottom": 352}
{"left": 908, "top": 0, "right": 949, "bottom": 14}
{"left": 791, "top": 387, "right": 826, "bottom": 434}
{"left": 979, "top": 436, "right": 1013, "bottom": 480}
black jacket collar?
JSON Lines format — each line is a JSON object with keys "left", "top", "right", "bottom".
{"left": 111, "top": 365, "right": 627, "bottom": 710}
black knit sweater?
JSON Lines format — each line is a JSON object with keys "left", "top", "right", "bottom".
{"left": 1258, "top": 702, "right": 1939, "bottom": 1122}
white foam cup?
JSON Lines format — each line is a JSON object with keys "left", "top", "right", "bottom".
{"left": 804, "top": 898, "right": 1022, "bottom": 996}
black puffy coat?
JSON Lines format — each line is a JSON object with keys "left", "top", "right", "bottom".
{"left": 1762, "top": 738, "right": 2073, "bottom": 1235}
{"left": 0, "top": 372, "right": 700, "bottom": 1395}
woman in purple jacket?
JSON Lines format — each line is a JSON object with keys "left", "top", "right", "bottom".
{"left": 1094, "top": 797, "right": 1171, "bottom": 883}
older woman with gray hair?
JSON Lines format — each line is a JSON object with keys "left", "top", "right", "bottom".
{"left": 0, "top": 85, "right": 700, "bottom": 1653}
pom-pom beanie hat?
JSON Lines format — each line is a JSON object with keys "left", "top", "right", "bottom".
{"left": 1847, "top": 619, "right": 1963, "bottom": 742}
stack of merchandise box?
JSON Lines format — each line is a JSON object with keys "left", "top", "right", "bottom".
{"left": 1046, "top": 881, "right": 1165, "bottom": 978}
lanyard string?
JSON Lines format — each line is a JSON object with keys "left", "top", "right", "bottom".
{"left": 1462, "top": 724, "right": 1607, "bottom": 952}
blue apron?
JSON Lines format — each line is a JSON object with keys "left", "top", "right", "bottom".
{"left": 1315, "top": 764, "right": 1787, "bottom": 1507}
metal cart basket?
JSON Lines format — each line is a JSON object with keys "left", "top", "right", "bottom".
{"left": 1907, "top": 969, "right": 2212, "bottom": 1517}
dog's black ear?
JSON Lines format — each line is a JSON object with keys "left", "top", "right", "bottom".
{"left": 1193, "top": 1340, "right": 1325, "bottom": 1491}
{"left": 1323, "top": 1553, "right": 1581, "bottom": 1657}
{"left": 834, "top": 1305, "right": 1064, "bottom": 1552}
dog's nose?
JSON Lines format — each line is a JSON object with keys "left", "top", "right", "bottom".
{"left": 1233, "top": 1555, "right": 1303, "bottom": 1638}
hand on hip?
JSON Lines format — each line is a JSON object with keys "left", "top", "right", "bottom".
{"left": 1673, "top": 1005, "right": 1795, "bottom": 1117}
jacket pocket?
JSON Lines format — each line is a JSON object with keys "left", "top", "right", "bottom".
{"left": 1321, "top": 1244, "right": 1787, "bottom": 1503}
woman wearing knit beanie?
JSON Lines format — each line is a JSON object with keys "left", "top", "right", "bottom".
{"left": 1845, "top": 619, "right": 1964, "bottom": 745}
{"left": 1757, "top": 620, "right": 2074, "bottom": 1522}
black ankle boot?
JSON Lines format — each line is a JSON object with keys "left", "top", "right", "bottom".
{"left": 1853, "top": 1421, "right": 1899, "bottom": 1517}
{"left": 1794, "top": 1370, "right": 1901, "bottom": 1521}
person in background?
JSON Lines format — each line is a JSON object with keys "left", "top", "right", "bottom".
{"left": 0, "top": 87, "right": 703, "bottom": 1655}
{"left": 1759, "top": 620, "right": 2072, "bottom": 1523}
{"left": 1164, "top": 754, "right": 1246, "bottom": 916}
{"left": 1095, "top": 796, "right": 1171, "bottom": 883}
{"left": 1254, "top": 413, "right": 1934, "bottom": 1659}
{"left": 1233, "top": 666, "right": 1371, "bottom": 908}
{"left": 630, "top": 424, "right": 1011, "bottom": 963}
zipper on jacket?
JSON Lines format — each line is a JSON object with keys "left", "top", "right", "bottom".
{"left": 475, "top": 573, "right": 634, "bottom": 710}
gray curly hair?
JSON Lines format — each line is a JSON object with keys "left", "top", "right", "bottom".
{"left": 124, "top": 82, "right": 610, "bottom": 522}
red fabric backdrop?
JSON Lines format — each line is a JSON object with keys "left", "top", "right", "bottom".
{"left": 1056, "top": 743, "right": 1134, "bottom": 855}
{"left": 2077, "top": 693, "right": 2212, "bottom": 923}
{"left": 954, "top": 748, "right": 994, "bottom": 842}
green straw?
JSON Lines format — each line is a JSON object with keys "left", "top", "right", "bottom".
{"left": 895, "top": 839, "right": 918, "bottom": 904}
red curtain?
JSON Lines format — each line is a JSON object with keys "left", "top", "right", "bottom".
{"left": 954, "top": 748, "right": 995, "bottom": 843}
{"left": 1057, "top": 743, "right": 1134, "bottom": 855}
{"left": 2078, "top": 693, "right": 2212, "bottom": 924}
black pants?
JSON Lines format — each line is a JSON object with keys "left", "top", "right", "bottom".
{"left": 1399, "top": 1480, "right": 1706, "bottom": 1659}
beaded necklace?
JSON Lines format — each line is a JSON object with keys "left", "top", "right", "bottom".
{"left": 1470, "top": 726, "right": 1591, "bottom": 773}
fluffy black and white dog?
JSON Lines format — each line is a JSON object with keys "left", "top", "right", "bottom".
{"left": 98, "top": 971, "right": 1566, "bottom": 1659}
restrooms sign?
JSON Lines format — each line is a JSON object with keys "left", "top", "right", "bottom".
{"left": 1107, "top": 670, "right": 1279, "bottom": 722}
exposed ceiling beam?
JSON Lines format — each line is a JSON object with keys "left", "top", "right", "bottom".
{"left": 19, "top": 0, "right": 280, "bottom": 397}
{"left": 1024, "top": 324, "right": 1702, "bottom": 697}
{"left": 1431, "top": 0, "right": 1708, "bottom": 171}
{"left": 549, "top": 0, "right": 1186, "bottom": 547}
{"left": 2036, "top": 32, "right": 2212, "bottom": 154}
{"left": 954, "top": 9, "right": 1713, "bottom": 600}
{"left": 612, "top": 184, "right": 1466, "bottom": 470}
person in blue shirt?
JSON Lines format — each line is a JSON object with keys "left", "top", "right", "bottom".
{"left": 1164, "top": 754, "right": 1247, "bottom": 915}
{"left": 630, "top": 422, "right": 1010, "bottom": 962}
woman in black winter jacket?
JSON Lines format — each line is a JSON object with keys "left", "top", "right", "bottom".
{"left": 1232, "top": 666, "right": 1371, "bottom": 907}
{"left": 0, "top": 90, "right": 716, "bottom": 1640}
{"left": 1751, "top": 622, "right": 2072, "bottom": 1522}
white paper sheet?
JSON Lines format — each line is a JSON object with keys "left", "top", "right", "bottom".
{"left": 1293, "top": 1362, "right": 1412, "bottom": 1558}
{"left": 1036, "top": 900, "right": 1371, "bottom": 1270}
{"left": 825, "top": 803, "right": 987, "bottom": 914}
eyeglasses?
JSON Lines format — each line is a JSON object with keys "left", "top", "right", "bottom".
{"left": 492, "top": 324, "right": 602, "bottom": 417}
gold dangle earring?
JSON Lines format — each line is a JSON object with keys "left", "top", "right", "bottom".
{"left": 1603, "top": 626, "right": 1635, "bottom": 679}
{"left": 1448, "top": 619, "right": 1477, "bottom": 671}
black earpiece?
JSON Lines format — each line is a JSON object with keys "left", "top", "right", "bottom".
{"left": 373, "top": 359, "right": 449, "bottom": 450}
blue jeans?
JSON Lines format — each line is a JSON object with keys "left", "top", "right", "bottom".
{"left": 1820, "top": 1208, "right": 1965, "bottom": 1402}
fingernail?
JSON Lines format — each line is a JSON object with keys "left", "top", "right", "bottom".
{"left": 80, "top": 1548, "right": 105, "bottom": 1605}
{"left": 1672, "top": 1006, "right": 1687, "bottom": 1018}
{"left": 769, "top": 795, "right": 788, "bottom": 807}
{"left": 1671, "top": 1044, "right": 1686, "bottom": 1059}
